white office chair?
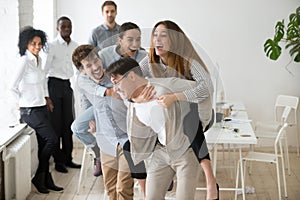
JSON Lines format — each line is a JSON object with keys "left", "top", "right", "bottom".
{"left": 255, "top": 95, "right": 299, "bottom": 174}
{"left": 242, "top": 123, "right": 289, "bottom": 199}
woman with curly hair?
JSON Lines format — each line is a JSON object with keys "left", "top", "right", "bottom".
{"left": 10, "top": 26, "right": 63, "bottom": 194}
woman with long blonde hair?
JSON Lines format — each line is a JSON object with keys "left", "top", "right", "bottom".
{"left": 140, "top": 20, "right": 218, "bottom": 200}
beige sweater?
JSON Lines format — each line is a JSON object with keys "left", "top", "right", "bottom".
{"left": 127, "top": 77, "right": 201, "bottom": 165}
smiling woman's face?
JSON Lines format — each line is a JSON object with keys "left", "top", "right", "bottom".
{"left": 80, "top": 55, "right": 104, "bottom": 82}
{"left": 153, "top": 24, "right": 170, "bottom": 58}
{"left": 27, "top": 36, "right": 42, "bottom": 56}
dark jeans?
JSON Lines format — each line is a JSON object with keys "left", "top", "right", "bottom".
{"left": 20, "top": 106, "right": 59, "bottom": 174}
{"left": 48, "top": 77, "right": 74, "bottom": 164}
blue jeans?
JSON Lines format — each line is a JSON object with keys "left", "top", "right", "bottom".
{"left": 71, "top": 106, "right": 97, "bottom": 147}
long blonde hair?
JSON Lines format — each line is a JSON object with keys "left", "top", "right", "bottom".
{"left": 149, "top": 20, "right": 209, "bottom": 80}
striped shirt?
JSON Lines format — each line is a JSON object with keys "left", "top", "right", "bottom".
{"left": 139, "top": 55, "right": 214, "bottom": 128}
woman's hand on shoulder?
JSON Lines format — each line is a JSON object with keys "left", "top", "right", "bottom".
{"left": 134, "top": 85, "right": 157, "bottom": 103}
{"left": 156, "top": 93, "right": 178, "bottom": 108}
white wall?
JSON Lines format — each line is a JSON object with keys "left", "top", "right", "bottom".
{"left": 56, "top": 0, "right": 300, "bottom": 146}
{"left": 0, "top": 0, "right": 33, "bottom": 126}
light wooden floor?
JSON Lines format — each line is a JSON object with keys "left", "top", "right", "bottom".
{"left": 26, "top": 143, "right": 300, "bottom": 200}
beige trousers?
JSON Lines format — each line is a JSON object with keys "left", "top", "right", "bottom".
{"left": 100, "top": 145, "right": 134, "bottom": 200}
{"left": 145, "top": 147, "right": 200, "bottom": 200}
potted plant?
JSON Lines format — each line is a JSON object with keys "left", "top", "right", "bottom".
{"left": 264, "top": 6, "right": 300, "bottom": 70}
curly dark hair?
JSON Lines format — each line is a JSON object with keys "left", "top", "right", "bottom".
{"left": 18, "top": 26, "right": 47, "bottom": 56}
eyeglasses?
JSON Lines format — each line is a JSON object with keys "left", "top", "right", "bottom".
{"left": 116, "top": 73, "right": 129, "bottom": 84}
{"left": 112, "top": 66, "right": 140, "bottom": 91}
{"left": 114, "top": 72, "right": 129, "bottom": 91}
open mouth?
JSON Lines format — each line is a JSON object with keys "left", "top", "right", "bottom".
{"left": 155, "top": 45, "right": 164, "bottom": 50}
{"left": 93, "top": 69, "right": 104, "bottom": 80}
{"left": 129, "top": 48, "right": 137, "bottom": 53}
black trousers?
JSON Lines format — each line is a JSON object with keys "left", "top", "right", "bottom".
{"left": 48, "top": 77, "right": 74, "bottom": 164}
{"left": 123, "top": 140, "right": 147, "bottom": 179}
{"left": 183, "top": 103, "right": 210, "bottom": 162}
{"left": 20, "top": 106, "right": 59, "bottom": 174}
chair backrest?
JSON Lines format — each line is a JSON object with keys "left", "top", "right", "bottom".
{"left": 275, "top": 95, "right": 299, "bottom": 125}
{"left": 280, "top": 106, "right": 292, "bottom": 124}
{"left": 274, "top": 123, "right": 289, "bottom": 154}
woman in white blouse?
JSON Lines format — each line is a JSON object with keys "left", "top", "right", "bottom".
{"left": 10, "top": 26, "right": 63, "bottom": 194}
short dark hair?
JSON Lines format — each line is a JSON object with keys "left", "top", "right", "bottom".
{"left": 18, "top": 26, "right": 47, "bottom": 56}
{"left": 56, "top": 16, "right": 71, "bottom": 26}
{"left": 72, "top": 44, "right": 99, "bottom": 70}
{"left": 101, "top": 1, "right": 117, "bottom": 11}
{"left": 107, "top": 57, "right": 143, "bottom": 78}
{"left": 118, "top": 22, "right": 141, "bottom": 39}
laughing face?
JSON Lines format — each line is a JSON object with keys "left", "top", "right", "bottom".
{"left": 118, "top": 29, "right": 141, "bottom": 57}
{"left": 153, "top": 24, "right": 171, "bottom": 59}
{"left": 111, "top": 71, "right": 136, "bottom": 99}
{"left": 80, "top": 55, "right": 105, "bottom": 83}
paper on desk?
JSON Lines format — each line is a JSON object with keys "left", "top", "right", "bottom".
{"left": 230, "top": 119, "right": 252, "bottom": 123}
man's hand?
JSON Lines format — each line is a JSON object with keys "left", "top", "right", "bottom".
{"left": 45, "top": 97, "right": 54, "bottom": 112}
{"left": 104, "top": 88, "right": 114, "bottom": 96}
{"left": 105, "top": 88, "right": 122, "bottom": 100}
{"left": 88, "top": 120, "right": 96, "bottom": 134}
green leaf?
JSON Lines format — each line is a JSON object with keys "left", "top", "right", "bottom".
{"left": 288, "top": 42, "right": 300, "bottom": 55}
{"left": 296, "top": 6, "right": 300, "bottom": 24}
{"left": 287, "top": 21, "right": 300, "bottom": 39}
{"left": 264, "top": 6, "right": 300, "bottom": 64}
{"left": 294, "top": 52, "right": 300, "bottom": 62}
{"left": 274, "top": 20, "right": 285, "bottom": 42}
{"left": 264, "top": 39, "right": 281, "bottom": 60}
{"left": 286, "top": 41, "right": 297, "bottom": 49}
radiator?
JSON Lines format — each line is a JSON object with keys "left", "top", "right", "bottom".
{"left": 3, "top": 134, "right": 31, "bottom": 200}
{"left": 22, "top": 127, "right": 38, "bottom": 178}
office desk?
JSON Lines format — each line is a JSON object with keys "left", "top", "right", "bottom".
{"left": 199, "top": 110, "right": 257, "bottom": 200}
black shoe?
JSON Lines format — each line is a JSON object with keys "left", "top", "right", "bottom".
{"left": 55, "top": 163, "right": 68, "bottom": 173}
{"left": 167, "top": 180, "right": 174, "bottom": 191}
{"left": 93, "top": 158, "right": 102, "bottom": 177}
{"left": 45, "top": 172, "right": 64, "bottom": 192}
{"left": 215, "top": 183, "right": 219, "bottom": 200}
{"left": 66, "top": 161, "right": 81, "bottom": 169}
{"left": 32, "top": 172, "right": 49, "bottom": 194}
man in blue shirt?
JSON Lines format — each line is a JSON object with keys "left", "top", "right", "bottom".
{"left": 88, "top": 1, "right": 120, "bottom": 50}
{"left": 72, "top": 45, "right": 135, "bottom": 199}
{"left": 71, "top": 22, "right": 147, "bottom": 181}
